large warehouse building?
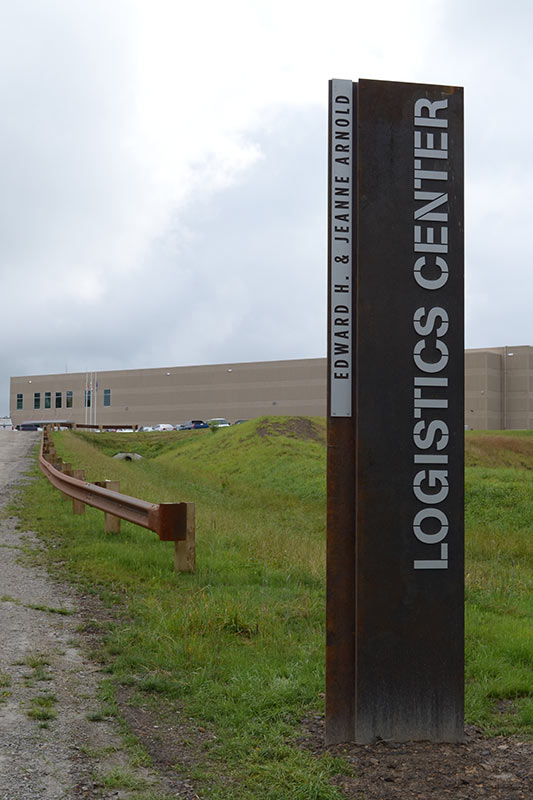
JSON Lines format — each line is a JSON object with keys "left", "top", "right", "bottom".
{"left": 9, "top": 358, "right": 326, "bottom": 428}
{"left": 10, "top": 346, "right": 533, "bottom": 430}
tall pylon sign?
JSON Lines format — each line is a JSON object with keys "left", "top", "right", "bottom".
{"left": 326, "top": 79, "right": 464, "bottom": 744}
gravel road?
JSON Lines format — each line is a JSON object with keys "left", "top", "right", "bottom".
{"left": 0, "top": 431, "right": 160, "bottom": 799}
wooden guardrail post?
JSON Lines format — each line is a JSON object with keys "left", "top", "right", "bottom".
{"left": 174, "top": 502, "right": 195, "bottom": 572}
{"left": 104, "top": 480, "right": 121, "bottom": 533}
{"left": 94, "top": 480, "right": 121, "bottom": 533}
{"left": 72, "top": 469, "right": 85, "bottom": 515}
{"left": 60, "top": 463, "right": 72, "bottom": 501}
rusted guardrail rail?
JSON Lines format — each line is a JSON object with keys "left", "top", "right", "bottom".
{"left": 39, "top": 428, "right": 195, "bottom": 572}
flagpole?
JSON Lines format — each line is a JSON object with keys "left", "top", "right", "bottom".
{"left": 94, "top": 372, "right": 98, "bottom": 427}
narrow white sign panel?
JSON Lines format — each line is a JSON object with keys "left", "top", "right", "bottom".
{"left": 329, "top": 79, "right": 353, "bottom": 417}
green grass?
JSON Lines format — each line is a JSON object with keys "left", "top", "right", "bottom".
{"left": 464, "top": 432, "right": 533, "bottom": 734}
{"left": 0, "top": 671, "right": 11, "bottom": 688}
{"left": 1, "top": 594, "right": 74, "bottom": 615}
{"left": 27, "top": 692, "right": 57, "bottom": 722}
{"left": 23, "top": 652, "right": 54, "bottom": 684}
{"left": 100, "top": 767, "right": 148, "bottom": 791}
{"left": 10, "top": 420, "right": 533, "bottom": 797}
{"left": 0, "top": 670, "right": 11, "bottom": 703}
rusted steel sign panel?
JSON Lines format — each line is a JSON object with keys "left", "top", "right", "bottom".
{"left": 326, "top": 78, "right": 464, "bottom": 744}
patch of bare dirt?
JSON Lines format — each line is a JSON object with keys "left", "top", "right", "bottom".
{"left": 298, "top": 716, "right": 533, "bottom": 799}
{"left": 256, "top": 416, "right": 325, "bottom": 443}
{"left": 116, "top": 686, "right": 212, "bottom": 793}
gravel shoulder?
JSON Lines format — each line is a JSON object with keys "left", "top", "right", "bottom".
{"left": 0, "top": 431, "right": 192, "bottom": 800}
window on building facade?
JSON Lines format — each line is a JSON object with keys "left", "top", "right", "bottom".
{"left": 103, "top": 388, "right": 111, "bottom": 407}
{"left": 66, "top": 391, "right": 73, "bottom": 408}
{"left": 55, "top": 392, "right": 62, "bottom": 409}
{"left": 44, "top": 392, "right": 51, "bottom": 409}
{"left": 85, "top": 389, "right": 91, "bottom": 408}
{"left": 16, "top": 394, "right": 23, "bottom": 410}
{"left": 34, "top": 393, "right": 41, "bottom": 410}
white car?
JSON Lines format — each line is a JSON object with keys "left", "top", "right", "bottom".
{"left": 152, "top": 423, "right": 174, "bottom": 432}
{"left": 207, "top": 418, "right": 230, "bottom": 428}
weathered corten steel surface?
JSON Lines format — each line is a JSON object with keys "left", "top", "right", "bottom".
{"left": 326, "top": 417, "right": 356, "bottom": 744}
{"left": 355, "top": 79, "right": 464, "bottom": 742}
{"left": 39, "top": 434, "right": 189, "bottom": 542}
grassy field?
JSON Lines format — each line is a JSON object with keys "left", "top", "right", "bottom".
{"left": 464, "top": 430, "right": 533, "bottom": 733}
{"left": 11, "top": 419, "right": 533, "bottom": 798}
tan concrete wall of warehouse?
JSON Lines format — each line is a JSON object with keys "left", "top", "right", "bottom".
{"left": 11, "top": 347, "right": 533, "bottom": 430}
{"left": 10, "top": 358, "right": 327, "bottom": 427}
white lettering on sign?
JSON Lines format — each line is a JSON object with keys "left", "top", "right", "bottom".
{"left": 329, "top": 80, "right": 353, "bottom": 417}
{"left": 412, "top": 95, "right": 451, "bottom": 570}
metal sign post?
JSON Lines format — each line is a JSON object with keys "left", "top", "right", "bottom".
{"left": 326, "top": 78, "right": 464, "bottom": 744}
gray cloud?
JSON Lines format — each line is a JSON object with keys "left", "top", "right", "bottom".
{"left": 2, "top": 0, "right": 533, "bottom": 415}
{"left": 3, "top": 101, "right": 327, "bottom": 412}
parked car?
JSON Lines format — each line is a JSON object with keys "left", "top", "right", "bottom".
{"left": 151, "top": 423, "right": 174, "bottom": 432}
{"left": 207, "top": 418, "right": 230, "bottom": 428}
{"left": 16, "top": 423, "right": 40, "bottom": 431}
{"left": 137, "top": 425, "right": 154, "bottom": 432}
{"left": 179, "top": 420, "right": 208, "bottom": 430}
{"left": 233, "top": 419, "right": 248, "bottom": 425}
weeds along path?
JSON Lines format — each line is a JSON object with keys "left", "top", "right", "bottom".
{"left": 0, "top": 431, "right": 189, "bottom": 800}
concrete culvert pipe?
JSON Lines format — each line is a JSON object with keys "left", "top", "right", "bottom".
{"left": 113, "top": 452, "right": 143, "bottom": 461}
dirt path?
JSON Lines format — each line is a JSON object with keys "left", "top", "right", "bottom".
{"left": 0, "top": 431, "right": 187, "bottom": 799}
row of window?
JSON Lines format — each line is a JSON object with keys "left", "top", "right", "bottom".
{"left": 16, "top": 389, "right": 111, "bottom": 411}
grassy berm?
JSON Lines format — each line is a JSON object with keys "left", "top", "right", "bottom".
{"left": 13, "top": 418, "right": 533, "bottom": 799}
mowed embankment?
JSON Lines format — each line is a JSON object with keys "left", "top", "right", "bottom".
{"left": 10, "top": 420, "right": 533, "bottom": 799}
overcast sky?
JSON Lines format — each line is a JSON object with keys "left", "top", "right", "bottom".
{"left": 1, "top": 0, "right": 531, "bottom": 415}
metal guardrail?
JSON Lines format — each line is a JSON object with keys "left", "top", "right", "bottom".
{"left": 39, "top": 428, "right": 195, "bottom": 572}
